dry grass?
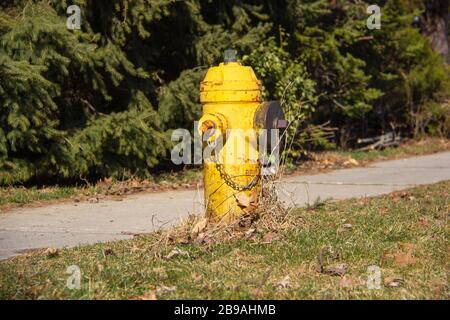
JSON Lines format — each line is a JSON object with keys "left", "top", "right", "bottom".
{"left": 1, "top": 180, "right": 448, "bottom": 300}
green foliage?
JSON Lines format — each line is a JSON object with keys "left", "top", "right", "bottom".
{"left": 158, "top": 68, "right": 206, "bottom": 130}
{"left": 55, "top": 91, "right": 168, "bottom": 180}
{"left": 0, "top": 0, "right": 449, "bottom": 184}
{"left": 0, "top": 1, "right": 168, "bottom": 184}
{"left": 244, "top": 36, "right": 321, "bottom": 156}
{"left": 360, "top": 0, "right": 450, "bottom": 139}
{"left": 293, "top": 1, "right": 384, "bottom": 119}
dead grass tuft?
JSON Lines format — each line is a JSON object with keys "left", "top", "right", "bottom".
{"left": 148, "top": 173, "right": 305, "bottom": 254}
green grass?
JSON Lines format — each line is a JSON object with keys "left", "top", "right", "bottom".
{"left": 1, "top": 181, "right": 448, "bottom": 300}
{"left": 0, "top": 169, "right": 202, "bottom": 211}
{"left": 0, "top": 186, "right": 81, "bottom": 207}
{"left": 334, "top": 138, "right": 449, "bottom": 162}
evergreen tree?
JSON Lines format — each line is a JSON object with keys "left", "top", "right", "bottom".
{"left": 0, "top": 0, "right": 448, "bottom": 184}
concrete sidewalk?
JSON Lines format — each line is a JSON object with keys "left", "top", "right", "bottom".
{"left": 1, "top": 152, "right": 449, "bottom": 260}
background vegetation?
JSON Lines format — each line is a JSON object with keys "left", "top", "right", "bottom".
{"left": 0, "top": 0, "right": 449, "bottom": 185}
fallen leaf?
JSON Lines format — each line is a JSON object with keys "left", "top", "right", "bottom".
{"left": 250, "top": 288, "right": 264, "bottom": 297}
{"left": 343, "top": 158, "right": 359, "bottom": 166}
{"left": 235, "top": 192, "right": 251, "bottom": 208}
{"left": 417, "top": 218, "right": 430, "bottom": 228}
{"left": 322, "top": 263, "right": 348, "bottom": 276}
{"left": 393, "top": 243, "right": 416, "bottom": 267}
{"left": 385, "top": 277, "right": 404, "bottom": 288}
{"left": 192, "top": 218, "right": 208, "bottom": 235}
{"left": 275, "top": 276, "right": 291, "bottom": 290}
{"left": 261, "top": 232, "right": 279, "bottom": 244}
{"left": 130, "top": 179, "right": 140, "bottom": 188}
{"left": 166, "top": 248, "right": 190, "bottom": 259}
{"left": 136, "top": 290, "right": 157, "bottom": 300}
{"left": 44, "top": 248, "right": 59, "bottom": 258}
{"left": 339, "top": 275, "right": 364, "bottom": 288}
{"left": 245, "top": 228, "right": 257, "bottom": 239}
{"left": 156, "top": 285, "right": 177, "bottom": 295}
{"left": 338, "top": 223, "right": 353, "bottom": 233}
{"left": 393, "top": 252, "right": 416, "bottom": 267}
{"left": 194, "top": 232, "right": 206, "bottom": 244}
{"left": 88, "top": 197, "right": 99, "bottom": 203}
{"left": 401, "top": 242, "right": 415, "bottom": 250}
{"left": 399, "top": 192, "right": 409, "bottom": 198}
{"left": 234, "top": 189, "right": 259, "bottom": 213}
{"left": 174, "top": 235, "right": 190, "bottom": 245}
{"left": 102, "top": 247, "right": 114, "bottom": 257}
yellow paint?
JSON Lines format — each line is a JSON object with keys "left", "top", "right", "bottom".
{"left": 199, "top": 61, "right": 262, "bottom": 222}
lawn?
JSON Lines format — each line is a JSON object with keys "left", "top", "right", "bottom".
{"left": 0, "top": 180, "right": 448, "bottom": 300}
{"left": 334, "top": 138, "right": 450, "bottom": 163}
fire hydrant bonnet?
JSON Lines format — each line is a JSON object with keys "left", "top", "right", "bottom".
{"left": 200, "top": 62, "right": 262, "bottom": 103}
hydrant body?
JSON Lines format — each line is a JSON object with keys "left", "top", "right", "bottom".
{"left": 199, "top": 60, "right": 263, "bottom": 222}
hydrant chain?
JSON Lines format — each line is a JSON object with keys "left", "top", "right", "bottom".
{"left": 214, "top": 159, "right": 260, "bottom": 191}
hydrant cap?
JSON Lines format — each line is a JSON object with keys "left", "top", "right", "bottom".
{"left": 200, "top": 61, "right": 262, "bottom": 103}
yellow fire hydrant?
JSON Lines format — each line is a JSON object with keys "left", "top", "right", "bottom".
{"left": 198, "top": 50, "right": 286, "bottom": 222}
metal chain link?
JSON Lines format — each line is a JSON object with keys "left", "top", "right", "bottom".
{"left": 214, "top": 160, "right": 260, "bottom": 191}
